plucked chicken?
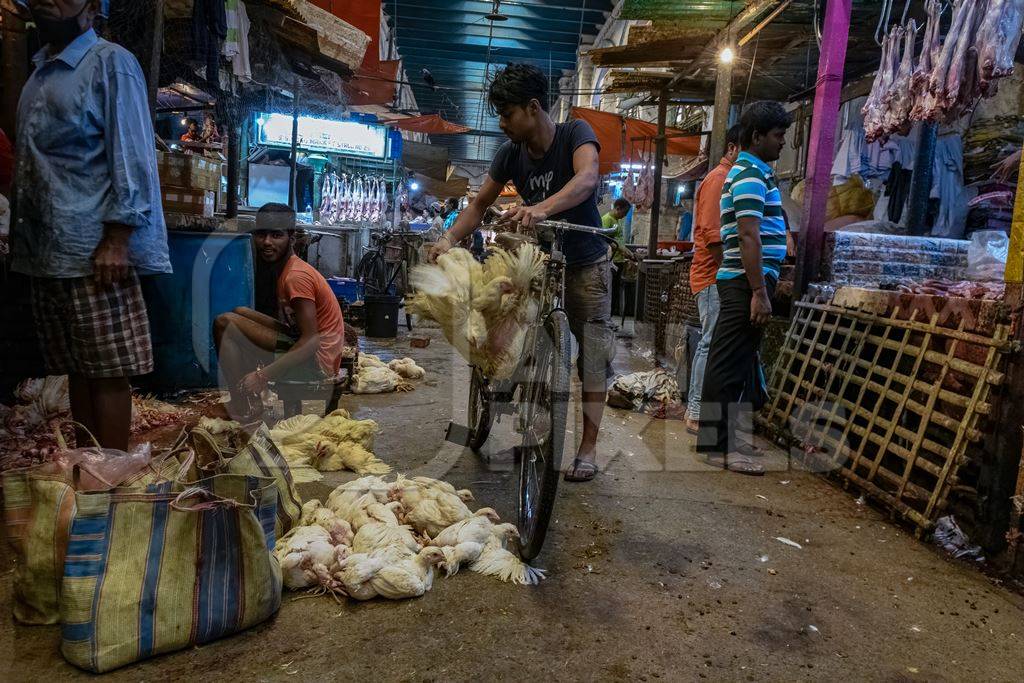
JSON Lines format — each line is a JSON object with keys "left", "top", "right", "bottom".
{"left": 408, "top": 244, "right": 546, "bottom": 380}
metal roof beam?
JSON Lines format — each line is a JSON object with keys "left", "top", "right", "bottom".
{"left": 391, "top": 20, "right": 587, "bottom": 45}
{"left": 396, "top": 45, "right": 577, "bottom": 66}
{"left": 384, "top": 7, "right": 598, "bottom": 37}
{"left": 392, "top": 33, "right": 583, "bottom": 55}
{"left": 385, "top": 1, "right": 608, "bottom": 30}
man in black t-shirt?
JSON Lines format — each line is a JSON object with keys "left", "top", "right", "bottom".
{"left": 430, "top": 63, "right": 612, "bottom": 483}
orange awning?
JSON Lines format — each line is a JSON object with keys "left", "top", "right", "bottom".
{"left": 570, "top": 107, "right": 700, "bottom": 175}
{"left": 382, "top": 114, "right": 471, "bottom": 135}
{"left": 344, "top": 59, "right": 399, "bottom": 106}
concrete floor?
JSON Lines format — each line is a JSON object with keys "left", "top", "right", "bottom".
{"left": 3, "top": 327, "right": 1024, "bottom": 681}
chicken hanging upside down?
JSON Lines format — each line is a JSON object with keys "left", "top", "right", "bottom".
{"left": 408, "top": 244, "right": 546, "bottom": 380}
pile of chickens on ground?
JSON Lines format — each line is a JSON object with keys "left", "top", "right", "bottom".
{"left": 275, "top": 474, "right": 545, "bottom": 601}
{"left": 863, "top": 0, "right": 1024, "bottom": 142}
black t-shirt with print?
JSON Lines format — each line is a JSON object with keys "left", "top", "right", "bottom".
{"left": 488, "top": 120, "right": 606, "bottom": 267}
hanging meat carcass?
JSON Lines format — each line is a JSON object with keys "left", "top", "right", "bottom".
{"left": 977, "top": 0, "right": 1024, "bottom": 92}
{"left": 918, "top": 0, "right": 974, "bottom": 121}
{"left": 863, "top": 27, "right": 902, "bottom": 143}
{"left": 636, "top": 157, "right": 655, "bottom": 211}
{"left": 882, "top": 20, "right": 919, "bottom": 138}
{"left": 943, "top": 0, "right": 981, "bottom": 116}
{"left": 622, "top": 166, "right": 638, "bottom": 205}
{"left": 339, "top": 174, "right": 352, "bottom": 224}
{"left": 910, "top": 0, "right": 942, "bottom": 120}
{"left": 320, "top": 173, "right": 335, "bottom": 223}
{"left": 370, "top": 176, "right": 382, "bottom": 224}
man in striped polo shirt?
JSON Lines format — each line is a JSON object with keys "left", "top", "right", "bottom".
{"left": 697, "top": 102, "right": 792, "bottom": 475}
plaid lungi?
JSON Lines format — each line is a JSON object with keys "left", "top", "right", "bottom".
{"left": 31, "top": 271, "right": 154, "bottom": 378}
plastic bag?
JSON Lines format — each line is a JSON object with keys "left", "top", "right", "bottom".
{"left": 966, "top": 230, "right": 1009, "bottom": 282}
{"left": 37, "top": 443, "right": 153, "bottom": 491}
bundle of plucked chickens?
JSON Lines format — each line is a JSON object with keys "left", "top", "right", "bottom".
{"left": 273, "top": 474, "right": 545, "bottom": 601}
{"left": 864, "top": 0, "right": 1024, "bottom": 142}
{"left": 351, "top": 353, "right": 425, "bottom": 394}
{"left": 408, "top": 245, "right": 546, "bottom": 380}
{"left": 1, "top": 376, "right": 193, "bottom": 474}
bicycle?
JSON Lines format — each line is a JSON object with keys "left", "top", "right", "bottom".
{"left": 446, "top": 220, "right": 618, "bottom": 560}
{"left": 355, "top": 229, "right": 424, "bottom": 330}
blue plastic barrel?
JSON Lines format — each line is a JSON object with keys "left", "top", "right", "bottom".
{"left": 140, "top": 232, "right": 254, "bottom": 391}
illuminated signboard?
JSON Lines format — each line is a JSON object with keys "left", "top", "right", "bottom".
{"left": 256, "top": 112, "right": 388, "bottom": 158}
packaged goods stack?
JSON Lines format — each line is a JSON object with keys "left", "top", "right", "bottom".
{"left": 158, "top": 151, "right": 222, "bottom": 219}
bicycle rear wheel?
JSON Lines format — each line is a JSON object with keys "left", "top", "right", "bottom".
{"left": 515, "top": 309, "right": 570, "bottom": 560}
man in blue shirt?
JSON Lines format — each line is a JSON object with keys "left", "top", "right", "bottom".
{"left": 11, "top": 0, "right": 170, "bottom": 450}
{"left": 696, "top": 101, "right": 792, "bottom": 475}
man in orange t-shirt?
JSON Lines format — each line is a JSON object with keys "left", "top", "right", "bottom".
{"left": 214, "top": 203, "right": 344, "bottom": 419}
{"left": 685, "top": 124, "right": 741, "bottom": 433}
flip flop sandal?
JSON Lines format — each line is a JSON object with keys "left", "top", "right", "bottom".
{"left": 564, "top": 458, "right": 598, "bottom": 483}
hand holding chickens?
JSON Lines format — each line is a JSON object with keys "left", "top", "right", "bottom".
{"left": 428, "top": 233, "right": 453, "bottom": 263}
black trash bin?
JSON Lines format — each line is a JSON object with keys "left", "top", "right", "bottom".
{"left": 364, "top": 294, "right": 402, "bottom": 338}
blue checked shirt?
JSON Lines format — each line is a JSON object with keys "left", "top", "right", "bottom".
{"left": 718, "top": 151, "right": 787, "bottom": 282}
{"left": 11, "top": 29, "right": 170, "bottom": 278}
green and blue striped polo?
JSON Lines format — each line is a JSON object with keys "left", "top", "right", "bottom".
{"left": 718, "top": 151, "right": 787, "bottom": 281}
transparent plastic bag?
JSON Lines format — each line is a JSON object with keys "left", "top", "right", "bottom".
{"left": 37, "top": 443, "right": 153, "bottom": 491}
{"left": 966, "top": 230, "right": 1008, "bottom": 282}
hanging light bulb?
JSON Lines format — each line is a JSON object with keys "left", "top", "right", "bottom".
{"left": 719, "top": 46, "right": 735, "bottom": 64}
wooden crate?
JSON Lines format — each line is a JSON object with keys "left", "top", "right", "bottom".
{"left": 763, "top": 290, "right": 1012, "bottom": 533}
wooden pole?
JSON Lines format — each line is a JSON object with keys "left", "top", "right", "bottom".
{"left": 145, "top": 0, "right": 165, "bottom": 121}
{"left": 708, "top": 41, "right": 734, "bottom": 170}
{"left": 905, "top": 123, "right": 938, "bottom": 235}
{"left": 1, "top": 10, "right": 27, "bottom": 137}
{"left": 288, "top": 79, "right": 300, "bottom": 209}
{"left": 793, "top": 0, "right": 853, "bottom": 297}
{"left": 226, "top": 120, "right": 240, "bottom": 219}
{"left": 646, "top": 88, "right": 667, "bottom": 256}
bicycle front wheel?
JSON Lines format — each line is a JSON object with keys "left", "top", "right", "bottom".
{"left": 515, "top": 309, "right": 570, "bottom": 561}
{"left": 467, "top": 366, "right": 494, "bottom": 452}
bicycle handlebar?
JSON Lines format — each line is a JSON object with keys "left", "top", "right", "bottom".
{"left": 479, "top": 219, "right": 619, "bottom": 239}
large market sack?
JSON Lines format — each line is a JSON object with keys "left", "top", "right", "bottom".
{"left": 186, "top": 424, "right": 301, "bottom": 538}
{"left": 59, "top": 474, "right": 282, "bottom": 673}
{"left": 1, "top": 445, "right": 190, "bottom": 625}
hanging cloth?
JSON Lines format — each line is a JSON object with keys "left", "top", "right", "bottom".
{"left": 223, "top": 0, "right": 252, "bottom": 82}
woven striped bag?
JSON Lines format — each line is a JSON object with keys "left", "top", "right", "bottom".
{"left": 186, "top": 424, "right": 302, "bottom": 538}
{"left": 59, "top": 474, "right": 282, "bottom": 673}
{"left": 1, "top": 444, "right": 191, "bottom": 625}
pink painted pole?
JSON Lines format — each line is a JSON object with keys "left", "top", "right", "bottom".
{"left": 794, "top": 0, "right": 853, "bottom": 296}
